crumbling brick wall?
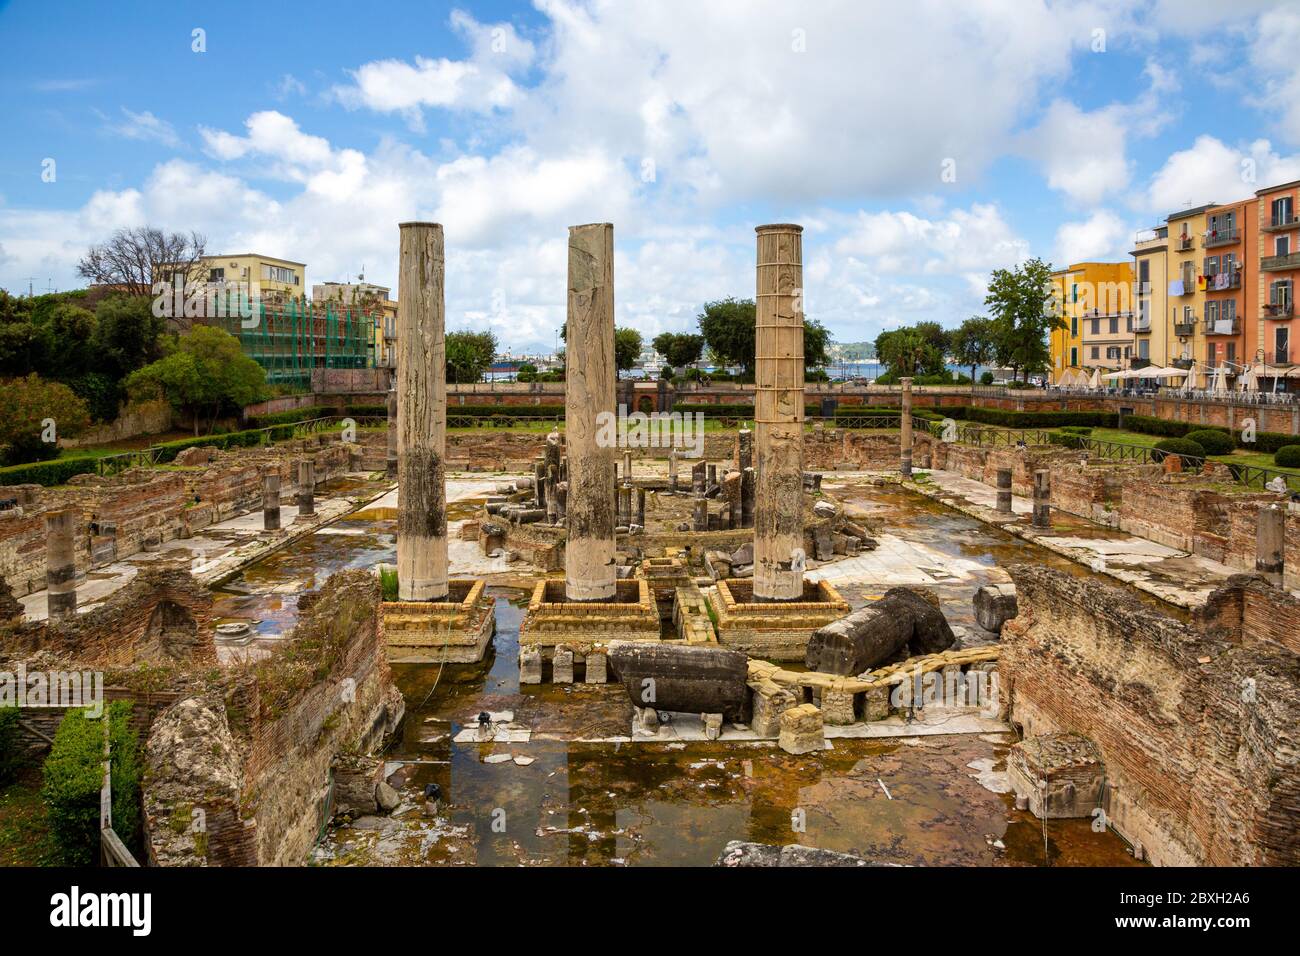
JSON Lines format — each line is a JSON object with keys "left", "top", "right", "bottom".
{"left": 1002, "top": 564, "right": 1300, "bottom": 866}
{"left": 141, "top": 570, "right": 402, "bottom": 866}
{"left": 1195, "top": 573, "right": 1300, "bottom": 657}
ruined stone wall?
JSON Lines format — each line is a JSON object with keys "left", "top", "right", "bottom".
{"left": 1195, "top": 574, "right": 1300, "bottom": 656}
{"left": 142, "top": 571, "right": 401, "bottom": 866}
{"left": 0, "top": 508, "right": 56, "bottom": 598}
{"left": 1002, "top": 565, "right": 1300, "bottom": 866}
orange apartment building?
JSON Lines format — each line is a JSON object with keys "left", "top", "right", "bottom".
{"left": 1256, "top": 179, "right": 1300, "bottom": 385}
{"left": 1200, "top": 198, "right": 1256, "bottom": 377}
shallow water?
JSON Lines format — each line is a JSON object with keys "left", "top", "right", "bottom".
{"left": 215, "top": 478, "right": 1150, "bottom": 866}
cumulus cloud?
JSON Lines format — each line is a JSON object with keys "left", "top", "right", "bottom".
{"left": 1146, "top": 135, "right": 1300, "bottom": 213}
{"left": 1055, "top": 209, "right": 1132, "bottom": 264}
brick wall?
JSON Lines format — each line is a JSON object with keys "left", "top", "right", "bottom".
{"left": 1002, "top": 564, "right": 1300, "bottom": 866}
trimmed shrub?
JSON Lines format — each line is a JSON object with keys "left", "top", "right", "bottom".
{"left": 1123, "top": 414, "right": 1192, "bottom": 438}
{"left": 964, "top": 407, "right": 1116, "bottom": 429}
{"left": 1185, "top": 429, "right": 1236, "bottom": 456}
{"left": 1274, "top": 445, "right": 1300, "bottom": 469}
{"left": 0, "top": 456, "right": 98, "bottom": 488}
{"left": 0, "top": 706, "right": 22, "bottom": 785}
{"left": 1152, "top": 437, "right": 1206, "bottom": 463}
{"left": 41, "top": 701, "right": 140, "bottom": 865}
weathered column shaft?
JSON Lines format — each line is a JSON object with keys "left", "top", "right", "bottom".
{"left": 694, "top": 498, "right": 709, "bottom": 532}
{"left": 396, "top": 221, "right": 449, "bottom": 601}
{"left": 1256, "top": 503, "right": 1285, "bottom": 586}
{"left": 262, "top": 470, "right": 281, "bottom": 530}
{"left": 668, "top": 449, "right": 679, "bottom": 492}
{"left": 385, "top": 387, "right": 398, "bottom": 478}
{"left": 565, "top": 223, "right": 617, "bottom": 601}
{"left": 692, "top": 461, "right": 706, "bottom": 495}
{"left": 298, "top": 459, "right": 315, "bottom": 516}
{"left": 995, "top": 468, "right": 1012, "bottom": 514}
{"left": 900, "top": 377, "right": 914, "bottom": 477}
{"left": 45, "top": 509, "right": 76, "bottom": 620}
{"left": 741, "top": 466, "right": 755, "bottom": 528}
{"left": 1032, "top": 469, "right": 1051, "bottom": 528}
{"left": 635, "top": 488, "right": 646, "bottom": 527}
{"left": 753, "top": 223, "right": 806, "bottom": 600}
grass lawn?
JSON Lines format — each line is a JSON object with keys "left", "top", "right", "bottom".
{"left": 0, "top": 765, "right": 56, "bottom": 867}
{"left": 1061, "top": 427, "right": 1300, "bottom": 481}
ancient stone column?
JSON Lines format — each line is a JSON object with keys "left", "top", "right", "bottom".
{"left": 753, "top": 223, "right": 805, "bottom": 601}
{"left": 262, "top": 469, "right": 281, "bottom": 531}
{"left": 623, "top": 451, "right": 633, "bottom": 482}
{"left": 565, "top": 223, "right": 617, "bottom": 601}
{"left": 635, "top": 488, "right": 646, "bottom": 527}
{"left": 668, "top": 449, "right": 679, "bottom": 493}
{"left": 385, "top": 385, "right": 398, "bottom": 479}
{"left": 1032, "top": 470, "right": 1051, "bottom": 528}
{"left": 692, "top": 461, "right": 706, "bottom": 495}
{"left": 694, "top": 498, "right": 709, "bottom": 532}
{"left": 396, "top": 221, "right": 449, "bottom": 601}
{"left": 45, "top": 509, "right": 76, "bottom": 620}
{"left": 741, "top": 466, "right": 755, "bottom": 528}
{"left": 900, "top": 377, "right": 914, "bottom": 477}
{"left": 995, "top": 468, "right": 1012, "bottom": 514}
{"left": 1256, "top": 503, "right": 1285, "bottom": 587}
{"left": 298, "top": 459, "right": 315, "bottom": 517}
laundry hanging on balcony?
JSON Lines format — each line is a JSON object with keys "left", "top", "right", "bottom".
{"left": 1168, "top": 278, "right": 1185, "bottom": 296}
{"left": 1214, "top": 317, "right": 1236, "bottom": 334}
{"left": 1213, "top": 272, "right": 1231, "bottom": 291}
{"left": 1197, "top": 275, "right": 1207, "bottom": 291}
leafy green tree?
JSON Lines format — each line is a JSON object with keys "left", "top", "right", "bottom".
{"left": 803, "top": 317, "right": 832, "bottom": 370}
{"left": 614, "top": 327, "right": 643, "bottom": 373}
{"left": 984, "top": 257, "right": 1060, "bottom": 383}
{"left": 90, "top": 294, "right": 168, "bottom": 381}
{"left": 950, "top": 316, "right": 997, "bottom": 389}
{"left": 697, "top": 298, "right": 831, "bottom": 375}
{"left": 874, "top": 327, "right": 941, "bottom": 379}
{"left": 0, "top": 373, "right": 91, "bottom": 465}
{"left": 445, "top": 330, "right": 498, "bottom": 384}
{"left": 515, "top": 361, "right": 538, "bottom": 383}
{"left": 652, "top": 332, "right": 705, "bottom": 370}
{"left": 125, "top": 326, "right": 268, "bottom": 435}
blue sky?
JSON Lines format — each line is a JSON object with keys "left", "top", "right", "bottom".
{"left": 3, "top": 0, "right": 1299, "bottom": 353}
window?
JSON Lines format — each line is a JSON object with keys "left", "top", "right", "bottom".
{"left": 1071, "top": 317, "right": 1078, "bottom": 336}
{"left": 1091, "top": 318, "right": 1100, "bottom": 335}
{"left": 1090, "top": 346, "right": 1100, "bottom": 359}
{"left": 1277, "top": 326, "right": 1290, "bottom": 363}
{"left": 208, "top": 268, "right": 225, "bottom": 281}
{"left": 1138, "top": 339, "right": 1150, "bottom": 359}
{"left": 1205, "top": 255, "right": 1220, "bottom": 276}
{"left": 1273, "top": 196, "right": 1293, "bottom": 226}
{"left": 1206, "top": 301, "right": 1219, "bottom": 323}
{"left": 1226, "top": 342, "right": 1236, "bottom": 363}
{"left": 1109, "top": 317, "right": 1119, "bottom": 334}
{"left": 1139, "top": 259, "right": 1150, "bottom": 283}
{"left": 1070, "top": 347, "right": 1078, "bottom": 366}
{"left": 1272, "top": 280, "right": 1293, "bottom": 309}
{"left": 1277, "top": 236, "right": 1290, "bottom": 257}
{"left": 1223, "top": 299, "right": 1236, "bottom": 321}
{"left": 1208, "top": 342, "right": 1217, "bottom": 365}
{"left": 1071, "top": 284, "right": 1078, "bottom": 303}
{"left": 261, "top": 264, "right": 297, "bottom": 284}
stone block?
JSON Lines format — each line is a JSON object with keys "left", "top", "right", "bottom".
{"left": 702, "top": 712, "right": 723, "bottom": 740}
{"left": 519, "top": 647, "right": 543, "bottom": 684}
{"left": 973, "top": 582, "right": 1018, "bottom": 634}
{"left": 584, "top": 650, "right": 607, "bottom": 684}
{"left": 778, "top": 703, "right": 824, "bottom": 755}
{"left": 1007, "top": 733, "right": 1105, "bottom": 820}
{"left": 821, "top": 687, "right": 857, "bottom": 725}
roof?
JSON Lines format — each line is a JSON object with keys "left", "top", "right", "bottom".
{"left": 204, "top": 253, "right": 306, "bottom": 267}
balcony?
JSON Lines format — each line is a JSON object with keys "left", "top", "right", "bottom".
{"left": 1262, "top": 251, "right": 1300, "bottom": 272}
{"left": 1203, "top": 228, "right": 1240, "bottom": 248}
{"left": 1271, "top": 349, "right": 1291, "bottom": 365}
{"left": 1134, "top": 317, "right": 1152, "bottom": 332}
{"left": 1205, "top": 318, "right": 1241, "bottom": 335}
{"left": 1174, "top": 279, "right": 1196, "bottom": 296}
{"left": 1174, "top": 319, "right": 1197, "bottom": 337}
{"left": 1204, "top": 270, "right": 1242, "bottom": 290}
{"left": 1171, "top": 358, "right": 1194, "bottom": 370}
{"left": 1263, "top": 214, "right": 1300, "bottom": 233}
{"left": 1264, "top": 302, "right": 1294, "bottom": 320}
{"left": 1176, "top": 235, "right": 1195, "bottom": 251}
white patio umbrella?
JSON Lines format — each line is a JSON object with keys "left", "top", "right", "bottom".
{"left": 1149, "top": 366, "right": 1189, "bottom": 379}
{"left": 1239, "top": 365, "right": 1259, "bottom": 392}
{"left": 1057, "top": 368, "right": 1077, "bottom": 387}
{"left": 1210, "top": 365, "right": 1229, "bottom": 393}
{"left": 1088, "top": 367, "right": 1102, "bottom": 388}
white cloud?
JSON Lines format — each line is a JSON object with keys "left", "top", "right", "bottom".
{"left": 1250, "top": 6, "right": 1300, "bottom": 144}
{"left": 103, "top": 108, "right": 181, "bottom": 148}
{"left": 833, "top": 204, "right": 1030, "bottom": 275}
{"left": 1146, "top": 135, "right": 1300, "bottom": 213}
{"left": 1055, "top": 209, "right": 1131, "bottom": 263}
{"left": 331, "top": 10, "right": 534, "bottom": 125}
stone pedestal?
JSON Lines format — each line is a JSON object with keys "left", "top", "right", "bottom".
{"left": 44, "top": 509, "right": 77, "bottom": 620}
{"left": 585, "top": 650, "right": 607, "bottom": 684}
{"left": 778, "top": 703, "right": 824, "bottom": 755}
{"left": 519, "top": 647, "right": 543, "bottom": 684}
{"left": 261, "top": 470, "right": 281, "bottom": 530}
{"left": 297, "top": 459, "right": 315, "bottom": 517}
{"left": 900, "top": 377, "right": 913, "bottom": 477}
{"left": 552, "top": 645, "right": 575, "bottom": 684}
{"left": 1007, "top": 733, "right": 1105, "bottom": 820}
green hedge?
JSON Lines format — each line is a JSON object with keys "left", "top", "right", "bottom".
{"left": 964, "top": 407, "right": 1117, "bottom": 429}
{"left": 1275, "top": 445, "right": 1300, "bottom": 468}
{"left": 0, "top": 456, "right": 99, "bottom": 488}
{"left": 0, "top": 707, "right": 22, "bottom": 785}
{"left": 1123, "top": 416, "right": 1295, "bottom": 453}
{"left": 41, "top": 701, "right": 140, "bottom": 865}
{"left": 152, "top": 424, "right": 302, "bottom": 463}
{"left": 1185, "top": 429, "right": 1236, "bottom": 456}
{"left": 1152, "top": 437, "right": 1206, "bottom": 463}
{"left": 245, "top": 405, "right": 333, "bottom": 429}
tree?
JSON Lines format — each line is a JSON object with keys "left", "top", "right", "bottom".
{"left": 697, "top": 297, "right": 830, "bottom": 376}
{"left": 984, "top": 257, "right": 1060, "bottom": 383}
{"left": 950, "top": 316, "right": 997, "bottom": 390}
{"left": 515, "top": 362, "right": 538, "bottom": 383}
{"left": 652, "top": 332, "right": 705, "bottom": 370}
{"left": 445, "top": 330, "right": 498, "bottom": 384}
{"left": 90, "top": 294, "right": 168, "bottom": 380}
{"left": 77, "top": 226, "right": 207, "bottom": 303}
{"left": 0, "top": 373, "right": 91, "bottom": 465}
{"left": 875, "top": 327, "right": 941, "bottom": 379}
{"left": 125, "top": 326, "right": 267, "bottom": 435}
{"left": 803, "top": 317, "right": 832, "bottom": 370}
{"left": 614, "top": 327, "right": 643, "bottom": 373}
{"left": 697, "top": 298, "right": 757, "bottom": 374}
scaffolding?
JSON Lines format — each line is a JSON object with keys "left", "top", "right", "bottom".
{"left": 205, "top": 298, "right": 371, "bottom": 390}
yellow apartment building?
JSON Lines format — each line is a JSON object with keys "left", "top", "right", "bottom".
{"left": 1131, "top": 226, "right": 1169, "bottom": 368}
{"left": 1075, "top": 261, "right": 1136, "bottom": 373}
{"left": 1049, "top": 267, "right": 1082, "bottom": 383}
